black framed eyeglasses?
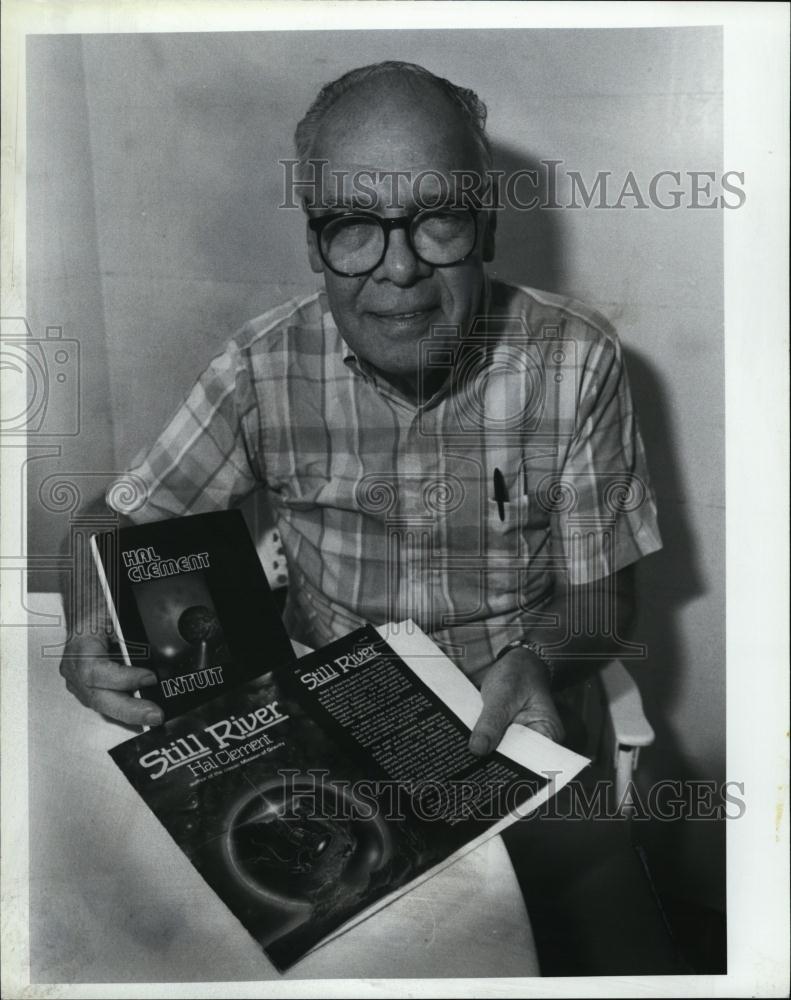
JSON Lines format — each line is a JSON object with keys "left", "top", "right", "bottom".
{"left": 307, "top": 208, "right": 478, "bottom": 277}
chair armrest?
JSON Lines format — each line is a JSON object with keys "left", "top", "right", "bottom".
{"left": 599, "top": 661, "right": 655, "bottom": 813}
{"left": 600, "top": 660, "right": 655, "bottom": 750}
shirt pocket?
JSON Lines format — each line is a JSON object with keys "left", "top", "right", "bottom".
{"left": 486, "top": 489, "right": 549, "bottom": 534}
{"left": 483, "top": 494, "right": 551, "bottom": 599}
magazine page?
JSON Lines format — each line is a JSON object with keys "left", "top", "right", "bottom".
{"left": 379, "top": 620, "right": 587, "bottom": 787}
{"left": 92, "top": 509, "right": 295, "bottom": 720}
{"left": 295, "top": 621, "right": 589, "bottom": 951}
{"left": 110, "top": 622, "right": 587, "bottom": 970}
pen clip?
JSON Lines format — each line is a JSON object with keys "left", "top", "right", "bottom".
{"left": 493, "top": 467, "right": 508, "bottom": 521}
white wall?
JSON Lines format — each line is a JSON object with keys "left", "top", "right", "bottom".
{"left": 28, "top": 27, "right": 724, "bottom": 908}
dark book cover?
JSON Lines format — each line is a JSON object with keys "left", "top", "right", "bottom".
{"left": 109, "top": 625, "right": 549, "bottom": 970}
{"left": 92, "top": 510, "right": 295, "bottom": 720}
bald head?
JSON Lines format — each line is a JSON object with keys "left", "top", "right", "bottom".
{"left": 312, "top": 73, "right": 485, "bottom": 177}
{"left": 295, "top": 61, "right": 491, "bottom": 175}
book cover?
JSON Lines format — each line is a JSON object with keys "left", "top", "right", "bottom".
{"left": 92, "top": 510, "right": 295, "bottom": 720}
{"left": 109, "top": 622, "right": 588, "bottom": 970}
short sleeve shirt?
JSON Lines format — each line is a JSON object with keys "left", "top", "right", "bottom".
{"left": 108, "top": 278, "right": 662, "bottom": 681}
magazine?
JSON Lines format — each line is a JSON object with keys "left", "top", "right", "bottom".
{"left": 110, "top": 620, "right": 588, "bottom": 970}
{"left": 91, "top": 510, "right": 295, "bottom": 720}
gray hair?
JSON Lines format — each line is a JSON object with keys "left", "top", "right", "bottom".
{"left": 294, "top": 60, "right": 492, "bottom": 170}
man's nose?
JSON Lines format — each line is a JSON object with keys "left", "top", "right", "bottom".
{"left": 372, "top": 228, "right": 431, "bottom": 286}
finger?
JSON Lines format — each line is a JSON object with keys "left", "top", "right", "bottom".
{"left": 513, "top": 707, "right": 566, "bottom": 744}
{"left": 86, "top": 688, "right": 164, "bottom": 727}
{"left": 64, "top": 676, "right": 163, "bottom": 726}
{"left": 60, "top": 652, "right": 113, "bottom": 686}
{"left": 469, "top": 674, "right": 523, "bottom": 756}
{"left": 62, "top": 657, "right": 158, "bottom": 693}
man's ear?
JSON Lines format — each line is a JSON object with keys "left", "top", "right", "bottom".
{"left": 306, "top": 222, "right": 324, "bottom": 274}
{"left": 482, "top": 209, "right": 497, "bottom": 263}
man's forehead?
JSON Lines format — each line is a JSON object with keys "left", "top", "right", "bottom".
{"left": 312, "top": 79, "right": 481, "bottom": 172}
{"left": 311, "top": 165, "right": 457, "bottom": 213}
{"left": 309, "top": 133, "right": 480, "bottom": 212}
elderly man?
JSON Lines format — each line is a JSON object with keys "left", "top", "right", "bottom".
{"left": 61, "top": 61, "right": 661, "bottom": 757}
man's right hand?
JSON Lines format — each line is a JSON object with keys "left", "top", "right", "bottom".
{"left": 60, "top": 633, "right": 164, "bottom": 727}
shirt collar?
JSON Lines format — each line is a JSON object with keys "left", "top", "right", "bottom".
{"left": 319, "top": 290, "right": 358, "bottom": 370}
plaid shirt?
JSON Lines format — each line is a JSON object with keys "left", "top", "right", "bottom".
{"left": 109, "top": 278, "right": 661, "bottom": 681}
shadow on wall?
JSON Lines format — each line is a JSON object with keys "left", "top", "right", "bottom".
{"left": 489, "top": 140, "right": 720, "bottom": 906}
{"left": 488, "top": 142, "right": 564, "bottom": 293}
{"left": 626, "top": 347, "right": 724, "bottom": 911}
{"left": 626, "top": 346, "right": 706, "bottom": 747}
{"left": 489, "top": 141, "right": 707, "bottom": 723}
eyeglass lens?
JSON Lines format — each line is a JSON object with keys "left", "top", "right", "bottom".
{"left": 320, "top": 211, "right": 475, "bottom": 275}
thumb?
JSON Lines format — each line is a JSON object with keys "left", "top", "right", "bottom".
{"left": 469, "top": 682, "right": 514, "bottom": 757}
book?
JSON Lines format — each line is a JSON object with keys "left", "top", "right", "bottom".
{"left": 91, "top": 510, "right": 295, "bottom": 720}
{"left": 109, "top": 620, "right": 588, "bottom": 971}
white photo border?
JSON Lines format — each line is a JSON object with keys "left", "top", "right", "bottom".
{"left": 1, "top": 2, "right": 788, "bottom": 997}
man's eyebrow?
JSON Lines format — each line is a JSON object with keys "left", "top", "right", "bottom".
{"left": 321, "top": 197, "right": 356, "bottom": 210}
{"left": 321, "top": 195, "right": 381, "bottom": 211}
{"left": 303, "top": 196, "right": 364, "bottom": 214}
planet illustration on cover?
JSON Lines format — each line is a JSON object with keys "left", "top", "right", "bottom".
{"left": 226, "top": 779, "right": 393, "bottom": 906}
{"left": 177, "top": 604, "right": 223, "bottom": 645}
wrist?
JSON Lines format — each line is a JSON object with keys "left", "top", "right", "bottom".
{"left": 66, "top": 613, "right": 111, "bottom": 647}
{"left": 497, "top": 643, "right": 554, "bottom": 689}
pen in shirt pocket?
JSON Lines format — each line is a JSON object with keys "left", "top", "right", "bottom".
{"left": 493, "top": 468, "right": 508, "bottom": 521}
{"left": 493, "top": 466, "right": 530, "bottom": 521}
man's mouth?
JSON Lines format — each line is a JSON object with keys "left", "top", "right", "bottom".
{"left": 371, "top": 307, "right": 438, "bottom": 324}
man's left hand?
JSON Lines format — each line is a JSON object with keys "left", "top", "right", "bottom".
{"left": 468, "top": 647, "right": 564, "bottom": 756}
